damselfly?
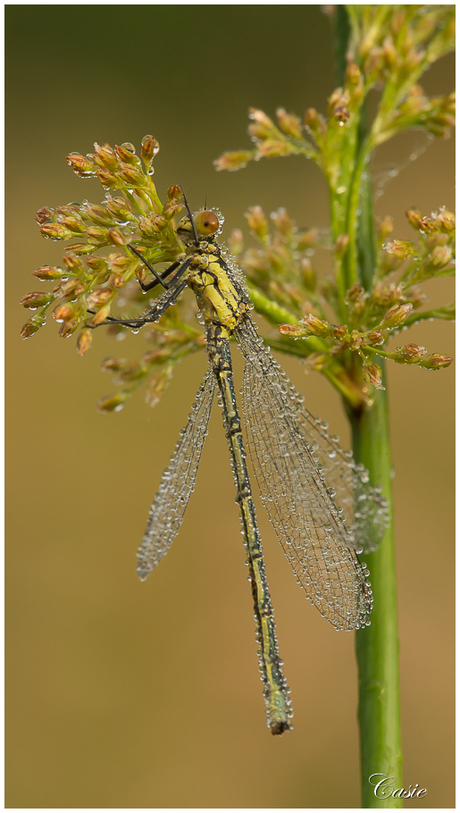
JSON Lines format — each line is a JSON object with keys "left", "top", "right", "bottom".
{"left": 91, "top": 193, "right": 387, "bottom": 735}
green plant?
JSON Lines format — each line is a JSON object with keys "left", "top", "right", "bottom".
{"left": 20, "top": 5, "right": 454, "bottom": 807}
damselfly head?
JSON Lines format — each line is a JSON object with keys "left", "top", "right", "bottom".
{"left": 176, "top": 210, "right": 220, "bottom": 241}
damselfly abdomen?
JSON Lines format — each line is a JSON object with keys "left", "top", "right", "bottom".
{"left": 91, "top": 197, "right": 388, "bottom": 734}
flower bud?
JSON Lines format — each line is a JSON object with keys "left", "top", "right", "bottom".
{"left": 249, "top": 107, "right": 277, "bottom": 131}
{"left": 86, "top": 256, "right": 109, "bottom": 273}
{"left": 141, "top": 135, "right": 160, "bottom": 164}
{"left": 276, "top": 108, "right": 302, "bottom": 139}
{"left": 434, "top": 207, "right": 455, "bottom": 234}
{"left": 333, "top": 324, "right": 348, "bottom": 340}
{"left": 53, "top": 303, "right": 74, "bottom": 322}
{"left": 86, "top": 289, "right": 112, "bottom": 309}
{"left": 394, "top": 343, "right": 427, "bottom": 363}
{"left": 346, "top": 282, "right": 364, "bottom": 302}
{"left": 300, "top": 313, "right": 333, "bottom": 337}
{"left": 108, "top": 228, "right": 125, "bottom": 246}
{"left": 106, "top": 196, "right": 136, "bottom": 222}
{"left": 97, "top": 392, "right": 128, "bottom": 413}
{"left": 228, "top": 229, "right": 244, "bottom": 257}
{"left": 39, "top": 222, "right": 73, "bottom": 241}
{"left": 363, "top": 362, "right": 385, "bottom": 390}
{"left": 430, "top": 245, "right": 452, "bottom": 268}
{"left": 116, "top": 143, "right": 141, "bottom": 165}
{"left": 20, "top": 291, "right": 54, "bottom": 309}
{"left": 258, "top": 139, "right": 292, "bottom": 158}
{"left": 406, "top": 208, "right": 423, "bottom": 230}
{"left": 333, "top": 106, "right": 350, "bottom": 124}
{"left": 300, "top": 258, "right": 316, "bottom": 291}
{"left": 381, "top": 303, "right": 413, "bottom": 328}
{"left": 92, "top": 142, "right": 120, "bottom": 171}
{"left": 420, "top": 354, "right": 453, "bottom": 369}
{"left": 76, "top": 328, "right": 93, "bottom": 356}
{"left": 363, "top": 330, "right": 384, "bottom": 346}
{"left": 96, "top": 168, "right": 119, "bottom": 188}
{"left": 87, "top": 304, "right": 112, "bottom": 326}
{"left": 304, "top": 108, "right": 327, "bottom": 141}
{"left": 271, "top": 207, "right": 292, "bottom": 236}
{"left": 60, "top": 216, "right": 87, "bottom": 235}
{"left": 246, "top": 206, "right": 267, "bottom": 239}
{"left": 20, "top": 311, "right": 46, "bottom": 338}
{"left": 66, "top": 152, "right": 97, "bottom": 178}
{"left": 279, "top": 323, "right": 308, "bottom": 337}
{"left": 384, "top": 240, "right": 416, "bottom": 259}
{"left": 145, "top": 365, "right": 174, "bottom": 408}
{"left": 83, "top": 203, "right": 115, "bottom": 227}
{"left": 297, "top": 229, "right": 318, "bottom": 250}
{"left": 87, "top": 226, "right": 109, "bottom": 244}
{"left": 119, "top": 164, "right": 145, "bottom": 186}
{"left": 36, "top": 207, "right": 55, "bottom": 224}
{"left": 32, "top": 264, "right": 64, "bottom": 281}
{"left": 167, "top": 183, "right": 182, "bottom": 201}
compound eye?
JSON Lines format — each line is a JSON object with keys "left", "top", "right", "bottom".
{"left": 193, "top": 210, "right": 219, "bottom": 236}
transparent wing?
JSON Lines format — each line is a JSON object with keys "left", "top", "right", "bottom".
{"left": 235, "top": 317, "right": 388, "bottom": 630}
{"left": 137, "top": 366, "right": 216, "bottom": 580}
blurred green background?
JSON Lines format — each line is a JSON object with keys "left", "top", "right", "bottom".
{"left": 6, "top": 6, "right": 454, "bottom": 808}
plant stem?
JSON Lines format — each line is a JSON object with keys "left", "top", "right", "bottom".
{"left": 350, "top": 383, "right": 403, "bottom": 807}
{"left": 332, "top": 8, "right": 403, "bottom": 804}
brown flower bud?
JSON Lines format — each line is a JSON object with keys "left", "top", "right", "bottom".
{"left": 87, "top": 227, "right": 109, "bottom": 244}
{"left": 279, "top": 323, "right": 308, "bottom": 337}
{"left": 271, "top": 208, "right": 292, "bottom": 236}
{"left": 384, "top": 240, "right": 415, "bottom": 259}
{"left": 167, "top": 183, "right": 182, "bottom": 201}
{"left": 430, "top": 245, "right": 452, "bottom": 268}
{"left": 300, "top": 258, "right": 316, "bottom": 291}
{"left": 119, "top": 164, "right": 145, "bottom": 186}
{"left": 20, "top": 291, "right": 54, "bottom": 309}
{"left": 97, "top": 393, "right": 127, "bottom": 413}
{"left": 246, "top": 206, "right": 267, "bottom": 239}
{"left": 53, "top": 303, "right": 74, "bottom": 322}
{"left": 108, "top": 228, "right": 125, "bottom": 246}
{"left": 39, "top": 223, "right": 73, "bottom": 241}
{"left": 66, "top": 152, "right": 97, "bottom": 178}
{"left": 275, "top": 108, "right": 302, "bottom": 139}
{"left": 83, "top": 203, "right": 115, "bottom": 227}
{"left": 420, "top": 354, "right": 453, "bottom": 370}
{"left": 106, "top": 196, "right": 135, "bottom": 222}
{"left": 20, "top": 312, "right": 46, "bottom": 338}
{"left": 116, "top": 143, "right": 140, "bottom": 165}
{"left": 96, "top": 168, "right": 118, "bottom": 188}
{"left": 36, "top": 207, "right": 55, "bottom": 224}
{"left": 76, "top": 328, "right": 93, "bottom": 356}
{"left": 394, "top": 343, "right": 427, "bottom": 363}
{"left": 258, "top": 139, "right": 292, "bottom": 158}
{"left": 381, "top": 303, "right": 413, "bottom": 328}
{"left": 92, "top": 142, "right": 120, "bottom": 171}
{"left": 32, "top": 265, "right": 64, "bottom": 281}
{"left": 434, "top": 207, "right": 455, "bottom": 234}
{"left": 363, "top": 362, "right": 385, "bottom": 390}
{"left": 300, "top": 313, "right": 333, "bottom": 337}
{"left": 333, "top": 324, "right": 348, "bottom": 340}
{"left": 141, "top": 135, "right": 160, "bottom": 164}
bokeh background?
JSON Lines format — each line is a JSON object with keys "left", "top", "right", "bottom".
{"left": 6, "top": 6, "right": 454, "bottom": 808}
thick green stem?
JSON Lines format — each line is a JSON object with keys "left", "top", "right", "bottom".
{"left": 350, "top": 381, "right": 402, "bottom": 807}
{"left": 330, "top": 8, "right": 402, "bottom": 805}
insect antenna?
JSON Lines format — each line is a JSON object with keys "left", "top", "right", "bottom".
{"left": 179, "top": 185, "right": 199, "bottom": 246}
